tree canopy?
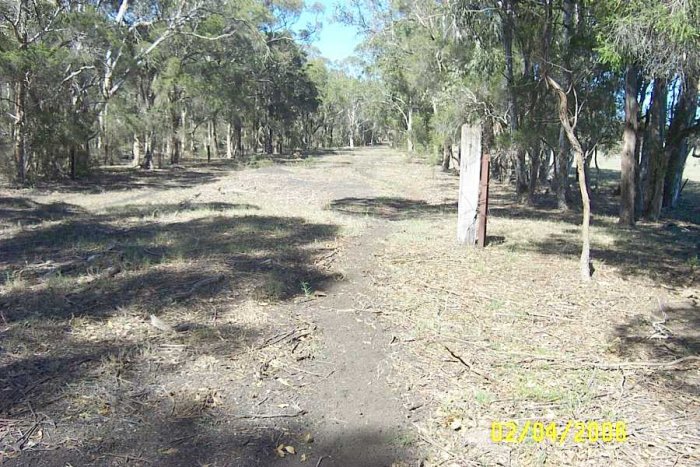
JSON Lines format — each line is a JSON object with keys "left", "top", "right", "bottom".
{"left": 1, "top": 0, "right": 698, "bottom": 224}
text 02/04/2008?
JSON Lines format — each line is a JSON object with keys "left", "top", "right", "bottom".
{"left": 490, "top": 421, "right": 627, "bottom": 444}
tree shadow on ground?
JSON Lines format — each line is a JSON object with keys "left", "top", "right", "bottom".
{"left": 612, "top": 300, "right": 700, "bottom": 398}
{"left": 0, "top": 197, "right": 341, "bottom": 434}
{"left": 485, "top": 176, "right": 700, "bottom": 286}
{"left": 0, "top": 197, "right": 87, "bottom": 228}
{"left": 510, "top": 222, "right": 699, "bottom": 287}
{"left": 6, "top": 414, "right": 415, "bottom": 466}
{"left": 0, "top": 201, "right": 339, "bottom": 306}
{"left": 329, "top": 197, "right": 457, "bottom": 221}
{"left": 26, "top": 166, "right": 221, "bottom": 194}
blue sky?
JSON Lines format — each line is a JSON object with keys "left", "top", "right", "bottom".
{"left": 296, "top": 0, "right": 363, "bottom": 62}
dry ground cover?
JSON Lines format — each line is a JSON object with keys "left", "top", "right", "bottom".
{"left": 0, "top": 147, "right": 698, "bottom": 466}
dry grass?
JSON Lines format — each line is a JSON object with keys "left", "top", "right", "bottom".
{"left": 366, "top": 182, "right": 699, "bottom": 466}
{"left": 1, "top": 148, "right": 698, "bottom": 465}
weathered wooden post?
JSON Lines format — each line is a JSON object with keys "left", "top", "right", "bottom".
{"left": 477, "top": 131, "right": 491, "bottom": 248}
{"left": 457, "top": 123, "right": 489, "bottom": 247}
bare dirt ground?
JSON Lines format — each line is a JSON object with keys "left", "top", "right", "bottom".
{"left": 1, "top": 147, "right": 698, "bottom": 466}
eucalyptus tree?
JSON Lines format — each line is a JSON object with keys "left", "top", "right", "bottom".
{"left": 596, "top": 0, "right": 700, "bottom": 222}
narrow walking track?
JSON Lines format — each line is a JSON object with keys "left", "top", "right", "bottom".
{"left": 230, "top": 149, "right": 438, "bottom": 466}
{"left": 2, "top": 148, "right": 447, "bottom": 466}
{"left": 285, "top": 223, "right": 413, "bottom": 466}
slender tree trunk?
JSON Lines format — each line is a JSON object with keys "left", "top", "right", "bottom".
{"left": 663, "top": 75, "right": 699, "bottom": 209}
{"left": 556, "top": 127, "right": 571, "bottom": 208}
{"left": 265, "top": 126, "right": 273, "bottom": 155}
{"left": 547, "top": 76, "right": 592, "bottom": 281}
{"left": 170, "top": 106, "right": 181, "bottom": 165}
{"left": 143, "top": 133, "right": 154, "bottom": 169}
{"left": 554, "top": 0, "right": 575, "bottom": 209}
{"left": 634, "top": 80, "right": 649, "bottom": 216}
{"left": 226, "top": 122, "right": 233, "bottom": 159}
{"left": 620, "top": 66, "right": 640, "bottom": 226}
{"left": 349, "top": 107, "right": 355, "bottom": 149}
{"left": 442, "top": 136, "right": 452, "bottom": 171}
{"left": 235, "top": 122, "right": 243, "bottom": 157}
{"left": 212, "top": 118, "right": 219, "bottom": 158}
{"left": 406, "top": 110, "right": 413, "bottom": 152}
{"left": 100, "top": 103, "right": 110, "bottom": 165}
{"left": 207, "top": 120, "right": 214, "bottom": 158}
{"left": 643, "top": 78, "right": 668, "bottom": 219}
{"left": 181, "top": 109, "right": 188, "bottom": 159}
{"left": 501, "top": 0, "right": 527, "bottom": 195}
{"left": 528, "top": 148, "right": 541, "bottom": 203}
{"left": 132, "top": 133, "right": 142, "bottom": 167}
{"left": 13, "top": 77, "right": 28, "bottom": 183}
{"left": 70, "top": 145, "right": 77, "bottom": 180}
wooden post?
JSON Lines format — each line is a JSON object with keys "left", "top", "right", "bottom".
{"left": 477, "top": 146, "right": 490, "bottom": 248}
{"left": 457, "top": 124, "right": 482, "bottom": 245}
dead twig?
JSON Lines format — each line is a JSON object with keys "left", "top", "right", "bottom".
{"left": 442, "top": 345, "right": 495, "bottom": 383}
{"left": 256, "top": 327, "right": 315, "bottom": 352}
{"left": 235, "top": 409, "right": 306, "bottom": 419}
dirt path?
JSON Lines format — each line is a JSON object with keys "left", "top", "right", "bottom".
{"left": 281, "top": 223, "right": 412, "bottom": 466}
{"left": 1, "top": 147, "right": 447, "bottom": 466}
{"left": 248, "top": 149, "right": 434, "bottom": 466}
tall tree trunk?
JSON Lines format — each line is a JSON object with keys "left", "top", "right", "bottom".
{"left": 211, "top": 119, "right": 219, "bottom": 158}
{"left": 556, "top": 126, "right": 571, "bottom": 208}
{"left": 170, "top": 105, "right": 181, "bottom": 165}
{"left": 100, "top": 103, "right": 110, "bottom": 165}
{"left": 180, "top": 109, "right": 188, "bottom": 159}
{"left": 13, "top": 77, "right": 28, "bottom": 184}
{"left": 132, "top": 134, "right": 142, "bottom": 167}
{"left": 143, "top": 133, "right": 153, "bottom": 169}
{"left": 663, "top": 75, "right": 699, "bottom": 209}
{"left": 70, "top": 145, "right": 77, "bottom": 180}
{"left": 265, "top": 126, "right": 273, "bottom": 155}
{"left": 501, "top": 0, "right": 527, "bottom": 195}
{"left": 406, "top": 107, "right": 414, "bottom": 152}
{"left": 643, "top": 78, "right": 668, "bottom": 219}
{"left": 226, "top": 122, "right": 233, "bottom": 159}
{"left": 547, "top": 76, "right": 592, "bottom": 281}
{"left": 619, "top": 66, "right": 640, "bottom": 226}
{"left": 442, "top": 136, "right": 452, "bottom": 171}
{"left": 349, "top": 107, "right": 355, "bottom": 149}
{"left": 554, "top": 0, "right": 575, "bottom": 209}
{"left": 528, "top": 148, "right": 541, "bottom": 203}
{"left": 207, "top": 120, "right": 215, "bottom": 158}
{"left": 235, "top": 122, "right": 243, "bottom": 157}
{"left": 634, "top": 78, "right": 650, "bottom": 217}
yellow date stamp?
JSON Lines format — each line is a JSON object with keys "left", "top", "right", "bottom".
{"left": 491, "top": 421, "right": 627, "bottom": 444}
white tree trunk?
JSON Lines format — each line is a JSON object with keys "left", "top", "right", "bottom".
{"left": 132, "top": 134, "right": 141, "bottom": 167}
{"left": 407, "top": 107, "right": 414, "bottom": 152}
{"left": 226, "top": 122, "right": 233, "bottom": 159}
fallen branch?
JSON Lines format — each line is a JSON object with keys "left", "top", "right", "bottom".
{"left": 257, "top": 327, "right": 316, "bottom": 351}
{"left": 443, "top": 345, "right": 495, "bottom": 383}
{"left": 235, "top": 409, "right": 306, "bottom": 419}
